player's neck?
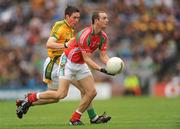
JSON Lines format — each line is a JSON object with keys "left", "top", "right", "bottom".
{"left": 93, "top": 25, "right": 101, "bottom": 35}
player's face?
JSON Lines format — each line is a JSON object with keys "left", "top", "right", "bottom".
{"left": 66, "top": 12, "right": 80, "bottom": 27}
{"left": 97, "top": 13, "right": 109, "bottom": 29}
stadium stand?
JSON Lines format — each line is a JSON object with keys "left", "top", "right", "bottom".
{"left": 0, "top": 0, "right": 179, "bottom": 96}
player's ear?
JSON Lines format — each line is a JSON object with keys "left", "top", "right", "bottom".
{"left": 94, "top": 19, "right": 99, "bottom": 23}
{"left": 65, "top": 14, "right": 70, "bottom": 20}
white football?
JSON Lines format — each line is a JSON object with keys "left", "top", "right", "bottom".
{"left": 106, "top": 57, "right": 124, "bottom": 74}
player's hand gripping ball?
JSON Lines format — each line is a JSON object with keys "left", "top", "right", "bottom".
{"left": 106, "top": 57, "right": 124, "bottom": 75}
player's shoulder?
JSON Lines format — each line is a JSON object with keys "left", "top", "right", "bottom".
{"left": 76, "top": 27, "right": 91, "bottom": 43}
{"left": 101, "top": 31, "right": 107, "bottom": 36}
{"left": 51, "top": 20, "right": 67, "bottom": 33}
{"left": 101, "top": 31, "right": 108, "bottom": 39}
{"left": 53, "top": 20, "right": 65, "bottom": 28}
{"left": 78, "top": 27, "right": 91, "bottom": 36}
{"left": 54, "top": 20, "right": 65, "bottom": 26}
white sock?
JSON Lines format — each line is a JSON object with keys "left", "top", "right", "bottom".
{"left": 36, "top": 93, "right": 40, "bottom": 99}
{"left": 91, "top": 115, "right": 99, "bottom": 121}
{"left": 76, "top": 110, "right": 82, "bottom": 115}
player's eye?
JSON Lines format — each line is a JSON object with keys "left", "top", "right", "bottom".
{"left": 103, "top": 17, "right": 108, "bottom": 20}
{"left": 72, "top": 16, "right": 80, "bottom": 20}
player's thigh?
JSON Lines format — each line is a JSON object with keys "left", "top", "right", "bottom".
{"left": 78, "top": 75, "right": 96, "bottom": 93}
{"left": 47, "top": 79, "right": 59, "bottom": 90}
{"left": 47, "top": 85, "right": 58, "bottom": 91}
{"left": 71, "top": 80, "right": 85, "bottom": 94}
{"left": 74, "top": 63, "right": 95, "bottom": 93}
{"left": 56, "top": 78, "right": 71, "bottom": 98}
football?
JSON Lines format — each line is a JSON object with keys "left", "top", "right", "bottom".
{"left": 106, "top": 57, "right": 124, "bottom": 75}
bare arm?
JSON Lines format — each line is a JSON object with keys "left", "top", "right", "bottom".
{"left": 46, "top": 37, "right": 75, "bottom": 49}
{"left": 46, "top": 37, "right": 65, "bottom": 49}
{"left": 82, "top": 52, "right": 114, "bottom": 75}
{"left": 99, "top": 51, "right": 109, "bottom": 64}
{"left": 82, "top": 52, "right": 102, "bottom": 71}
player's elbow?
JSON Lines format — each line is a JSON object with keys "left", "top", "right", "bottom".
{"left": 46, "top": 41, "right": 51, "bottom": 48}
{"left": 46, "top": 37, "right": 56, "bottom": 48}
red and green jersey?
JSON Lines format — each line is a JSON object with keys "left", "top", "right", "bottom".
{"left": 65, "top": 25, "right": 108, "bottom": 64}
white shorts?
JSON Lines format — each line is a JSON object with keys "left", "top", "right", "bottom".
{"left": 43, "top": 57, "right": 60, "bottom": 90}
{"left": 59, "top": 53, "right": 92, "bottom": 80}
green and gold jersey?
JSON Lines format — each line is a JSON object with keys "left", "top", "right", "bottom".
{"left": 48, "top": 20, "right": 74, "bottom": 59}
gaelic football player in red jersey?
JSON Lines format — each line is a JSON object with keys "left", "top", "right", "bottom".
{"left": 19, "top": 10, "right": 113, "bottom": 125}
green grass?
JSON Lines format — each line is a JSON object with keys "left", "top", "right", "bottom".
{"left": 0, "top": 97, "right": 180, "bottom": 129}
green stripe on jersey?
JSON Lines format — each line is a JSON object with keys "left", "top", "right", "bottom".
{"left": 87, "top": 36, "right": 91, "bottom": 46}
{"left": 76, "top": 29, "right": 85, "bottom": 42}
{"left": 99, "top": 36, "right": 105, "bottom": 49}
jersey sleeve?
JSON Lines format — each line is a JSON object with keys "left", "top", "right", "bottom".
{"left": 50, "top": 22, "right": 62, "bottom": 41}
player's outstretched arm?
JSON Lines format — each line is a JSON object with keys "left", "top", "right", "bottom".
{"left": 82, "top": 52, "right": 114, "bottom": 76}
{"left": 46, "top": 37, "right": 66, "bottom": 49}
{"left": 99, "top": 51, "right": 109, "bottom": 64}
{"left": 82, "top": 52, "right": 101, "bottom": 71}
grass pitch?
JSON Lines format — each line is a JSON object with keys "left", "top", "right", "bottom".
{"left": 0, "top": 97, "right": 180, "bottom": 129}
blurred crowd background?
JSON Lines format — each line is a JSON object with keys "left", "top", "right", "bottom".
{"left": 0, "top": 0, "right": 180, "bottom": 96}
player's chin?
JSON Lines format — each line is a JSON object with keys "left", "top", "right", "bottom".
{"left": 103, "top": 24, "right": 108, "bottom": 28}
{"left": 102, "top": 26, "right": 107, "bottom": 30}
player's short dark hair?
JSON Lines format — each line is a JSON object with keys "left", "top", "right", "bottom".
{"left": 92, "top": 10, "right": 105, "bottom": 24}
{"left": 65, "top": 5, "right": 79, "bottom": 17}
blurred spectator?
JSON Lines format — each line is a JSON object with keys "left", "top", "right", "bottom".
{"left": 0, "top": 0, "right": 179, "bottom": 95}
{"left": 123, "top": 74, "right": 141, "bottom": 96}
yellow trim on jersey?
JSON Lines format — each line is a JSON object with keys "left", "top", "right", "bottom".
{"left": 43, "top": 78, "right": 52, "bottom": 84}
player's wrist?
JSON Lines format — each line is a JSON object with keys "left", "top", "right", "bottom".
{"left": 64, "top": 42, "right": 68, "bottom": 48}
{"left": 97, "top": 67, "right": 102, "bottom": 71}
{"left": 100, "top": 68, "right": 115, "bottom": 76}
{"left": 100, "top": 68, "right": 107, "bottom": 73}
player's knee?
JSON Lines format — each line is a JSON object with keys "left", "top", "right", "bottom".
{"left": 87, "top": 89, "right": 97, "bottom": 99}
{"left": 92, "top": 89, "right": 97, "bottom": 97}
{"left": 58, "top": 92, "right": 68, "bottom": 99}
{"left": 80, "top": 90, "right": 85, "bottom": 97}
